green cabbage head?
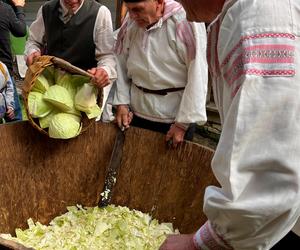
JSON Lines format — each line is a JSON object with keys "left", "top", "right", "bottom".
{"left": 49, "top": 113, "right": 82, "bottom": 139}
{"left": 43, "top": 85, "right": 74, "bottom": 112}
{"left": 28, "top": 91, "right": 52, "bottom": 118}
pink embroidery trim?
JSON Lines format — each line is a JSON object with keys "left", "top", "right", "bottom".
{"left": 194, "top": 221, "right": 233, "bottom": 250}
{"left": 176, "top": 21, "right": 196, "bottom": 61}
{"left": 243, "top": 44, "right": 295, "bottom": 64}
{"left": 223, "top": 41, "right": 295, "bottom": 86}
{"left": 221, "top": 33, "right": 296, "bottom": 67}
{"left": 225, "top": 68, "right": 295, "bottom": 87}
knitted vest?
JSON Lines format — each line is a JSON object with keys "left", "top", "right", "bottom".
{"left": 42, "top": 0, "right": 100, "bottom": 70}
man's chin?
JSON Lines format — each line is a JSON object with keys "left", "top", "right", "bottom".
{"left": 135, "top": 21, "right": 147, "bottom": 28}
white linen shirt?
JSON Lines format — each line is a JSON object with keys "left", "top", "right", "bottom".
{"left": 194, "top": 0, "right": 300, "bottom": 249}
{"left": 113, "top": 0, "right": 208, "bottom": 125}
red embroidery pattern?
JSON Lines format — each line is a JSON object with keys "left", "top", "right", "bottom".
{"left": 194, "top": 221, "right": 233, "bottom": 250}
{"left": 221, "top": 33, "right": 295, "bottom": 67}
{"left": 220, "top": 33, "right": 296, "bottom": 98}
{"left": 177, "top": 21, "right": 196, "bottom": 61}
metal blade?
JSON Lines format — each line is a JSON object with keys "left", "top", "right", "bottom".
{"left": 98, "top": 128, "right": 125, "bottom": 207}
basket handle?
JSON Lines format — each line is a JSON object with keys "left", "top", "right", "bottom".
{"left": 52, "top": 57, "right": 93, "bottom": 78}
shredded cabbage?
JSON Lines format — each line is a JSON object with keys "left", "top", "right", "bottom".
{"left": 1, "top": 205, "right": 178, "bottom": 250}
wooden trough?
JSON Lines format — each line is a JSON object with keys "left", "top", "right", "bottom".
{"left": 0, "top": 121, "right": 217, "bottom": 249}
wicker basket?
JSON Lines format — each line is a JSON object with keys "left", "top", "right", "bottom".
{"left": 22, "top": 55, "right": 103, "bottom": 137}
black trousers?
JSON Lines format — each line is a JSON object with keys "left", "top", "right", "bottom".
{"left": 130, "top": 115, "right": 195, "bottom": 141}
{"left": 271, "top": 231, "right": 300, "bottom": 249}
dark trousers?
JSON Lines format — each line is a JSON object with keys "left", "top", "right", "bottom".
{"left": 130, "top": 115, "right": 195, "bottom": 141}
{"left": 271, "top": 231, "right": 300, "bottom": 249}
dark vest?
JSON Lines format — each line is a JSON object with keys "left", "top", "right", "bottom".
{"left": 42, "top": 0, "right": 100, "bottom": 70}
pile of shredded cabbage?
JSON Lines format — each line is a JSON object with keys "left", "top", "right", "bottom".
{"left": 1, "top": 205, "right": 178, "bottom": 250}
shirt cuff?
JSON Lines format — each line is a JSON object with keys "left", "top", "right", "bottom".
{"left": 193, "top": 221, "right": 233, "bottom": 250}
{"left": 97, "top": 65, "right": 117, "bottom": 82}
{"left": 174, "top": 122, "right": 189, "bottom": 131}
{"left": 24, "top": 48, "right": 41, "bottom": 59}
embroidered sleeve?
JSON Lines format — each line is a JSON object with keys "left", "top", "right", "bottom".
{"left": 176, "top": 20, "right": 196, "bottom": 62}
{"left": 221, "top": 33, "right": 296, "bottom": 98}
{"left": 193, "top": 221, "right": 233, "bottom": 250}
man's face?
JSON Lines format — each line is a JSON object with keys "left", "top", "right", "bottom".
{"left": 125, "top": 0, "right": 164, "bottom": 28}
{"left": 63, "top": 0, "right": 82, "bottom": 13}
{"left": 180, "top": 0, "right": 225, "bottom": 23}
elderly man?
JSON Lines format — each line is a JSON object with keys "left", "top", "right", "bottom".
{"left": 113, "top": 0, "right": 208, "bottom": 147}
{"left": 25, "top": 0, "right": 116, "bottom": 88}
{"left": 160, "top": 0, "right": 300, "bottom": 249}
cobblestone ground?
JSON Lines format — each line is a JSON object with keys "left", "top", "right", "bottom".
{"left": 193, "top": 132, "right": 217, "bottom": 150}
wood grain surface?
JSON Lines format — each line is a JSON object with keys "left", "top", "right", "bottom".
{"left": 110, "top": 127, "right": 218, "bottom": 233}
{"left": 0, "top": 121, "right": 217, "bottom": 243}
{"left": 0, "top": 121, "right": 115, "bottom": 234}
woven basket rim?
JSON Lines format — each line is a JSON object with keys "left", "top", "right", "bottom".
{"left": 22, "top": 55, "right": 104, "bottom": 138}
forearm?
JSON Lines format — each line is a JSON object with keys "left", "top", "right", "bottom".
{"left": 96, "top": 55, "right": 117, "bottom": 82}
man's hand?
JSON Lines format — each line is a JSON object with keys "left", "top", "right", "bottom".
{"left": 12, "top": 0, "right": 25, "bottom": 7}
{"left": 115, "top": 105, "right": 133, "bottom": 130}
{"left": 26, "top": 51, "right": 41, "bottom": 66}
{"left": 87, "top": 68, "right": 110, "bottom": 88}
{"left": 166, "top": 123, "right": 186, "bottom": 148}
{"left": 159, "top": 234, "right": 198, "bottom": 250}
{"left": 6, "top": 107, "right": 15, "bottom": 120}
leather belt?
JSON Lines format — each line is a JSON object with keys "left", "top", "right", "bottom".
{"left": 134, "top": 84, "right": 185, "bottom": 96}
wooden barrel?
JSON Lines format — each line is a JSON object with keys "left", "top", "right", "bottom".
{"left": 0, "top": 121, "right": 218, "bottom": 249}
